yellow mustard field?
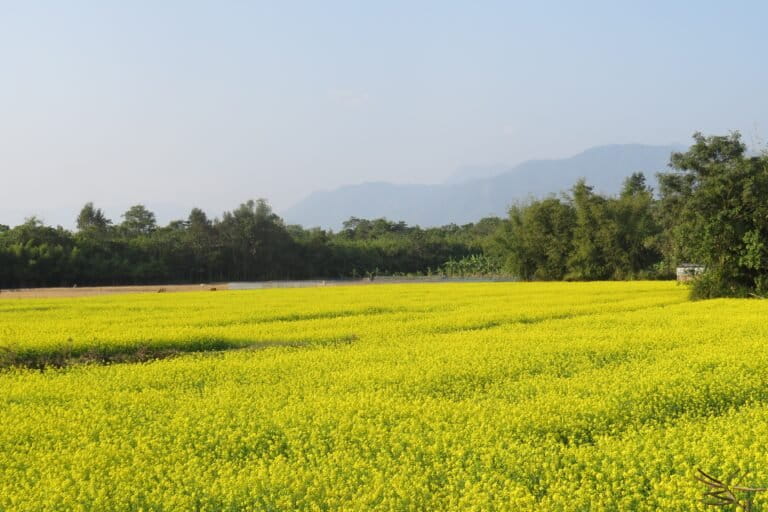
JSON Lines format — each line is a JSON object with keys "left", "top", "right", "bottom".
{"left": 2, "top": 281, "right": 768, "bottom": 510}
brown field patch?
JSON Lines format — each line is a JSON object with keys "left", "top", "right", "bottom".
{"left": 0, "top": 283, "right": 228, "bottom": 299}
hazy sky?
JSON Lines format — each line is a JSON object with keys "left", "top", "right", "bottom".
{"left": 2, "top": 1, "right": 767, "bottom": 228}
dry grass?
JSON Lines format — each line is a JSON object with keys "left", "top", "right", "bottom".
{"left": 0, "top": 283, "right": 227, "bottom": 299}
{"left": 696, "top": 469, "right": 767, "bottom": 511}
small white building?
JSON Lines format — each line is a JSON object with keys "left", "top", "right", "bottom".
{"left": 676, "top": 263, "right": 705, "bottom": 282}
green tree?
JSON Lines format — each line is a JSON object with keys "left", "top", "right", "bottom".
{"left": 567, "top": 180, "right": 614, "bottom": 280}
{"left": 218, "top": 199, "right": 298, "bottom": 280}
{"left": 120, "top": 205, "right": 157, "bottom": 237}
{"left": 495, "top": 197, "right": 575, "bottom": 280}
{"left": 76, "top": 202, "right": 111, "bottom": 232}
{"left": 611, "top": 173, "right": 661, "bottom": 278}
{"left": 657, "top": 132, "right": 768, "bottom": 297}
{"left": 186, "top": 208, "right": 219, "bottom": 281}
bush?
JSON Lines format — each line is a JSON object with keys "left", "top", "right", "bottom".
{"left": 690, "top": 270, "right": 752, "bottom": 300}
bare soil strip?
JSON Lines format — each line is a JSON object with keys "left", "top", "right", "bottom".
{"left": 0, "top": 283, "right": 228, "bottom": 299}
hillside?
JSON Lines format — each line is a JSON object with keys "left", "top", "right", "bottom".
{"left": 283, "top": 144, "right": 682, "bottom": 229}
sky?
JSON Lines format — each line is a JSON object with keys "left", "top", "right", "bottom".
{"left": 2, "top": 1, "right": 767, "bottom": 228}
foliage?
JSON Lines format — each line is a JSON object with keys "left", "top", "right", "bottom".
{"left": 0, "top": 202, "right": 497, "bottom": 287}
{"left": 493, "top": 131, "right": 768, "bottom": 294}
{"left": 440, "top": 253, "right": 501, "bottom": 277}
{"left": 76, "top": 202, "right": 111, "bottom": 232}
{"left": 657, "top": 132, "right": 768, "bottom": 298}
{"left": 120, "top": 204, "right": 157, "bottom": 237}
{"left": 567, "top": 180, "right": 614, "bottom": 280}
{"left": 496, "top": 197, "right": 575, "bottom": 280}
{"left": 494, "top": 173, "right": 662, "bottom": 281}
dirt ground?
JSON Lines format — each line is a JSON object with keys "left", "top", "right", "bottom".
{"left": 0, "top": 283, "right": 228, "bottom": 299}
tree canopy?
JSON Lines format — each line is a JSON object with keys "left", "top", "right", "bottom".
{"left": 0, "top": 200, "right": 491, "bottom": 288}
{"left": 657, "top": 132, "right": 768, "bottom": 297}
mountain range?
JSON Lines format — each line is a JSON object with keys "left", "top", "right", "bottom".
{"left": 282, "top": 144, "right": 683, "bottom": 229}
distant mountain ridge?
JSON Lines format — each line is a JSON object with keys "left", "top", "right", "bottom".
{"left": 283, "top": 144, "right": 683, "bottom": 229}
{"left": 444, "top": 164, "right": 516, "bottom": 184}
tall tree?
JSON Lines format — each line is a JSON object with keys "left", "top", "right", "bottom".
{"left": 186, "top": 208, "right": 219, "bottom": 280}
{"left": 121, "top": 205, "right": 157, "bottom": 237}
{"left": 76, "top": 202, "right": 111, "bottom": 232}
{"left": 657, "top": 132, "right": 768, "bottom": 297}
{"left": 567, "top": 180, "right": 614, "bottom": 280}
{"left": 495, "top": 197, "right": 575, "bottom": 280}
{"left": 611, "top": 173, "right": 661, "bottom": 278}
{"left": 218, "top": 199, "right": 297, "bottom": 280}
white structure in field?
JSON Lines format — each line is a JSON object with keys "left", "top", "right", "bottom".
{"left": 676, "top": 263, "right": 705, "bottom": 282}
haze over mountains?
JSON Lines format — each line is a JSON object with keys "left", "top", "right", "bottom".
{"left": 283, "top": 144, "right": 683, "bottom": 229}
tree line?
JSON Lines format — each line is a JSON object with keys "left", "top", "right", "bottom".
{"left": 0, "top": 199, "right": 496, "bottom": 288}
{"left": 2, "top": 133, "right": 766, "bottom": 297}
{"left": 492, "top": 132, "right": 768, "bottom": 297}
